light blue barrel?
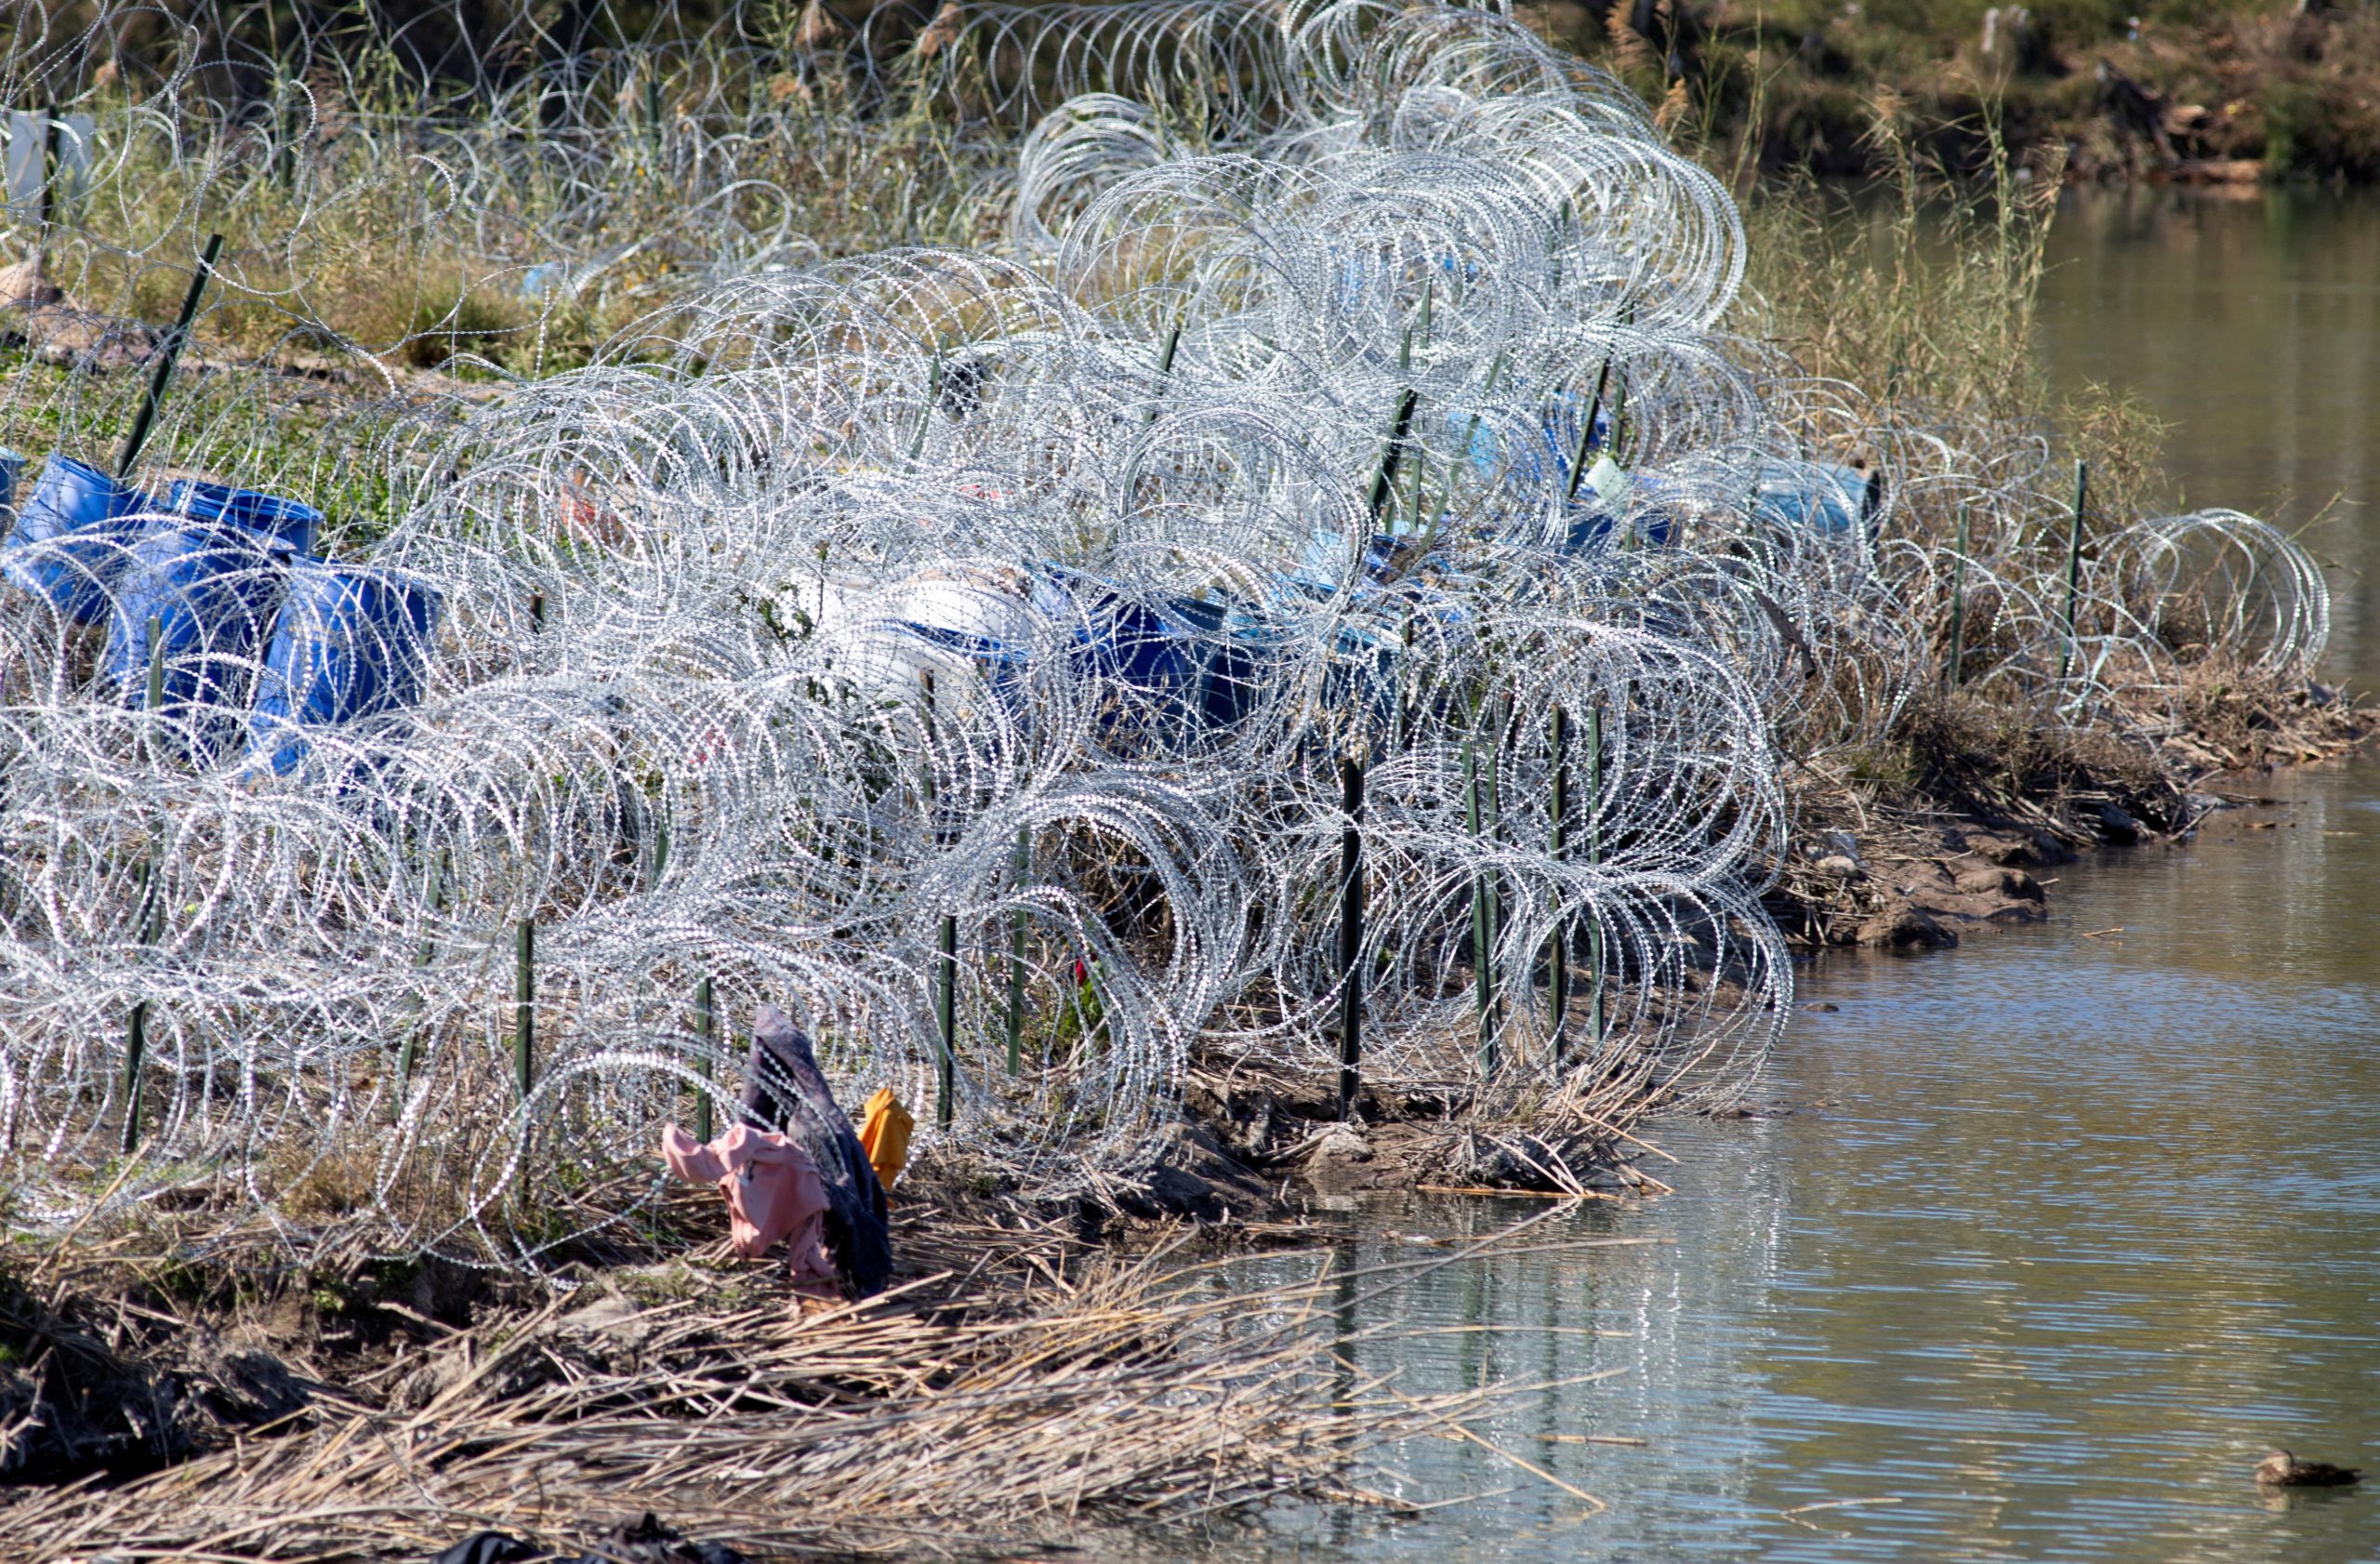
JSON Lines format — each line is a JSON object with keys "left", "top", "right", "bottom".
{"left": 1752, "top": 460, "right": 1876, "bottom": 536}
{"left": 165, "top": 479, "right": 322, "bottom": 558}
{"left": 102, "top": 522, "right": 299, "bottom": 762}
{"left": 245, "top": 562, "right": 444, "bottom": 776}
{"left": 0, "top": 455, "right": 157, "bottom": 622}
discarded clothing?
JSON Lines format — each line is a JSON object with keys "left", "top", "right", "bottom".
{"left": 741, "top": 1004, "right": 893, "bottom": 1296}
{"left": 427, "top": 1534, "right": 542, "bottom": 1564}
{"left": 659, "top": 1120, "right": 838, "bottom": 1288}
{"left": 858, "top": 1086, "right": 914, "bottom": 1192}
{"left": 569, "top": 1512, "right": 751, "bottom": 1564}
{"left": 425, "top": 1514, "right": 750, "bottom": 1564}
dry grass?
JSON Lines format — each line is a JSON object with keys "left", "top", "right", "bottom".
{"left": 0, "top": 1199, "right": 1603, "bottom": 1562}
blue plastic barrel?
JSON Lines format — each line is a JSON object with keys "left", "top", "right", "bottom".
{"left": 0, "top": 448, "right": 24, "bottom": 514}
{"left": 1564, "top": 469, "right": 1677, "bottom": 551}
{"left": 0, "top": 455, "right": 157, "bottom": 623}
{"left": 1752, "top": 460, "right": 1874, "bottom": 535}
{"left": 103, "top": 522, "right": 299, "bottom": 762}
{"left": 165, "top": 480, "right": 322, "bottom": 558}
{"left": 245, "top": 563, "right": 444, "bottom": 775}
{"left": 1446, "top": 393, "right": 1609, "bottom": 494}
{"left": 1163, "top": 593, "right": 1270, "bottom": 730}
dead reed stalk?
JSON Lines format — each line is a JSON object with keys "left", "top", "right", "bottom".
{"left": 2, "top": 1214, "right": 1585, "bottom": 1561}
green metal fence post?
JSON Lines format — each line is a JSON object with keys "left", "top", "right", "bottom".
{"left": 1487, "top": 687, "right": 1506, "bottom": 1044}
{"left": 1336, "top": 751, "right": 1366, "bottom": 1121}
{"left": 116, "top": 233, "right": 222, "bottom": 480}
{"left": 122, "top": 617, "right": 168, "bottom": 1154}
{"left": 1945, "top": 503, "right": 1972, "bottom": 692}
{"left": 1548, "top": 704, "right": 1569, "bottom": 1065}
{"left": 2057, "top": 459, "right": 2088, "bottom": 684}
{"left": 1465, "top": 733, "right": 1495, "bottom": 1076}
{"left": 1007, "top": 826, "right": 1028, "bottom": 1076}
{"left": 122, "top": 857, "right": 153, "bottom": 1156}
{"left": 1142, "top": 323, "right": 1181, "bottom": 431}
{"left": 1366, "top": 389, "right": 1421, "bottom": 526}
{"left": 140, "top": 611, "right": 165, "bottom": 726}
{"left": 1586, "top": 706, "right": 1605, "bottom": 1048}
{"left": 694, "top": 973, "right": 714, "bottom": 1143}
{"left": 514, "top": 918, "right": 535, "bottom": 1101}
{"left": 393, "top": 851, "right": 444, "bottom": 1121}
{"left": 1566, "top": 359, "right": 1614, "bottom": 504}
{"left": 935, "top": 912, "right": 957, "bottom": 1127}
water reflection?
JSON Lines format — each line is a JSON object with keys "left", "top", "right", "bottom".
{"left": 1180, "top": 763, "right": 2379, "bottom": 1564}
{"left": 2035, "top": 187, "right": 2380, "bottom": 686}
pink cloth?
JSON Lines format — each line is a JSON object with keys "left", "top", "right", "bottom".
{"left": 661, "top": 1121, "right": 838, "bottom": 1286}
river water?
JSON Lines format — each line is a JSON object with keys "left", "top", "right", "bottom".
{"left": 1163, "top": 189, "right": 2380, "bottom": 1563}
{"left": 2037, "top": 184, "right": 2380, "bottom": 688}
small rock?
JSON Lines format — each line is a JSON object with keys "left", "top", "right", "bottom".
{"left": 1119, "top": 1162, "right": 1224, "bottom": 1222}
{"left": 1805, "top": 1001, "right": 1840, "bottom": 1013}
{"left": 1304, "top": 1126, "right": 1376, "bottom": 1193}
{"left": 1951, "top": 865, "right": 2043, "bottom": 901}
{"left": 556, "top": 1290, "right": 662, "bottom": 1355}
{"left": 0, "top": 252, "right": 63, "bottom": 309}
{"left": 1802, "top": 830, "right": 1861, "bottom": 868}
{"left": 1117, "top": 1122, "right": 1272, "bottom": 1221}
{"left": 1963, "top": 828, "right": 2075, "bottom": 868}
{"left": 1856, "top": 903, "right": 1954, "bottom": 949}
{"left": 393, "top": 1347, "right": 474, "bottom": 1412}
{"left": 1812, "top": 854, "right": 1863, "bottom": 880}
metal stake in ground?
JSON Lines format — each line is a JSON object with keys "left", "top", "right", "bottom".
{"left": 1366, "top": 388, "right": 1420, "bottom": 526}
{"left": 1007, "top": 826, "right": 1028, "bottom": 1076}
{"left": 1336, "top": 750, "right": 1365, "bottom": 1121}
{"left": 122, "top": 861, "right": 152, "bottom": 1155}
{"left": 1590, "top": 709, "right": 1608, "bottom": 1047}
{"left": 936, "top": 912, "right": 957, "bottom": 1127}
{"left": 694, "top": 973, "right": 714, "bottom": 1143}
{"left": 1487, "top": 686, "right": 1507, "bottom": 1040}
{"left": 919, "top": 668, "right": 958, "bottom": 1125}
{"left": 1393, "top": 616, "right": 1414, "bottom": 749}
{"left": 116, "top": 232, "right": 223, "bottom": 480}
{"left": 1141, "top": 322, "right": 1181, "bottom": 431}
{"left": 2058, "top": 460, "right": 2088, "bottom": 685}
{"left": 1465, "top": 723, "right": 1496, "bottom": 1076}
{"left": 393, "top": 851, "right": 445, "bottom": 1123}
{"left": 1547, "top": 704, "right": 1568, "bottom": 1065}
{"left": 1566, "top": 359, "right": 1613, "bottom": 504}
{"left": 514, "top": 918, "right": 535, "bottom": 1101}
{"left": 37, "top": 108, "right": 55, "bottom": 231}
{"left": 122, "top": 616, "right": 166, "bottom": 1154}
{"left": 1945, "top": 503, "right": 1972, "bottom": 693}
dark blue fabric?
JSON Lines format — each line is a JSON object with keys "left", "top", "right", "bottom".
{"left": 428, "top": 1514, "right": 752, "bottom": 1564}
{"left": 741, "top": 1004, "right": 893, "bottom": 1297}
{"left": 427, "top": 1532, "right": 542, "bottom": 1564}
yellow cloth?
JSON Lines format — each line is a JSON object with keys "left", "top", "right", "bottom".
{"left": 857, "top": 1087, "right": 914, "bottom": 1193}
